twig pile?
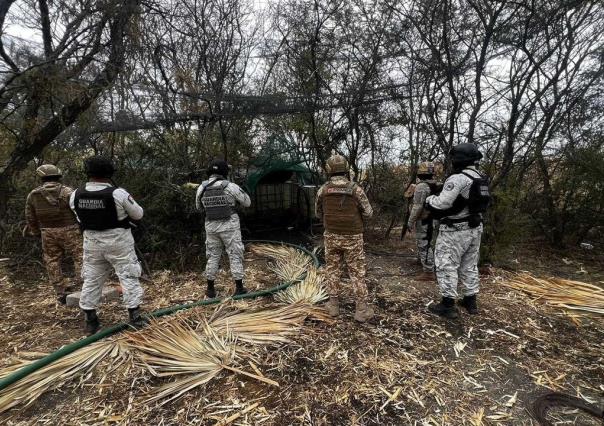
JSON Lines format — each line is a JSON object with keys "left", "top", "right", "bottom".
{"left": 502, "top": 272, "right": 604, "bottom": 319}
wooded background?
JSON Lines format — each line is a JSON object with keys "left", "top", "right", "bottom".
{"left": 1, "top": 0, "right": 602, "bottom": 266}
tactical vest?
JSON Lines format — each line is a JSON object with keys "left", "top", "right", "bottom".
{"left": 428, "top": 170, "right": 490, "bottom": 221}
{"left": 461, "top": 172, "right": 491, "bottom": 215}
{"left": 29, "top": 185, "right": 77, "bottom": 228}
{"left": 322, "top": 182, "right": 364, "bottom": 235}
{"left": 73, "top": 187, "right": 130, "bottom": 231}
{"left": 200, "top": 179, "right": 236, "bottom": 221}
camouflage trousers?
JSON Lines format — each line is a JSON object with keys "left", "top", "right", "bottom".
{"left": 41, "top": 225, "right": 83, "bottom": 296}
{"left": 205, "top": 227, "right": 245, "bottom": 281}
{"left": 434, "top": 224, "right": 482, "bottom": 299}
{"left": 80, "top": 229, "right": 143, "bottom": 310}
{"left": 415, "top": 219, "right": 435, "bottom": 272}
{"left": 323, "top": 232, "right": 368, "bottom": 301}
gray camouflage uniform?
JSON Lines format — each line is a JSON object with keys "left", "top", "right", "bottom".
{"left": 425, "top": 167, "right": 483, "bottom": 299}
{"left": 196, "top": 175, "right": 251, "bottom": 280}
{"left": 407, "top": 180, "right": 437, "bottom": 272}
{"left": 69, "top": 183, "right": 145, "bottom": 310}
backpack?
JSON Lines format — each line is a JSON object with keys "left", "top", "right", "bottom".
{"left": 462, "top": 172, "right": 491, "bottom": 214}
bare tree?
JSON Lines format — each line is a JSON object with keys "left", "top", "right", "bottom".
{"left": 0, "top": 0, "right": 140, "bottom": 225}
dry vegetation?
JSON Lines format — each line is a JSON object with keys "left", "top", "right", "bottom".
{"left": 0, "top": 239, "right": 602, "bottom": 425}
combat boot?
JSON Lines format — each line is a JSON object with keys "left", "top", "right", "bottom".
{"left": 428, "top": 297, "right": 458, "bottom": 319}
{"left": 233, "top": 280, "right": 248, "bottom": 296}
{"left": 83, "top": 309, "right": 100, "bottom": 335}
{"left": 459, "top": 295, "right": 478, "bottom": 315}
{"left": 354, "top": 301, "right": 375, "bottom": 322}
{"left": 128, "top": 307, "right": 148, "bottom": 328}
{"left": 324, "top": 296, "right": 340, "bottom": 317}
{"left": 57, "top": 294, "right": 68, "bottom": 305}
{"left": 206, "top": 280, "right": 217, "bottom": 299}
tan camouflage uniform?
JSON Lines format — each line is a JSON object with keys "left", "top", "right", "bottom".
{"left": 316, "top": 176, "right": 373, "bottom": 301}
{"left": 25, "top": 182, "right": 82, "bottom": 296}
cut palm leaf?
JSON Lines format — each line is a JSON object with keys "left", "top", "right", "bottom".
{"left": 128, "top": 318, "right": 276, "bottom": 405}
{"left": 0, "top": 340, "right": 129, "bottom": 413}
{"left": 275, "top": 266, "right": 328, "bottom": 305}
{"left": 502, "top": 273, "right": 604, "bottom": 319}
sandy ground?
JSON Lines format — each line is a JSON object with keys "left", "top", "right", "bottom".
{"left": 0, "top": 234, "right": 602, "bottom": 425}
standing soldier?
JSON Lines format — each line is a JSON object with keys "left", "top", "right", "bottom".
{"left": 425, "top": 144, "right": 490, "bottom": 319}
{"left": 316, "top": 154, "right": 374, "bottom": 322}
{"left": 407, "top": 162, "right": 439, "bottom": 278}
{"left": 24, "top": 164, "right": 82, "bottom": 305}
{"left": 196, "top": 159, "right": 251, "bottom": 298}
{"left": 70, "top": 156, "right": 145, "bottom": 335}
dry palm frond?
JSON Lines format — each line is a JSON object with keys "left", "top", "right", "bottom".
{"left": 249, "top": 243, "right": 312, "bottom": 282}
{"left": 502, "top": 272, "right": 604, "bottom": 318}
{"left": 268, "top": 257, "right": 310, "bottom": 282}
{"left": 248, "top": 244, "right": 296, "bottom": 262}
{"left": 207, "top": 303, "right": 312, "bottom": 345}
{"left": 275, "top": 266, "right": 328, "bottom": 305}
{"left": 0, "top": 340, "right": 129, "bottom": 413}
{"left": 127, "top": 318, "right": 276, "bottom": 405}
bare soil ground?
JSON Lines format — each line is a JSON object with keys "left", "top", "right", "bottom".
{"left": 0, "top": 233, "right": 602, "bottom": 425}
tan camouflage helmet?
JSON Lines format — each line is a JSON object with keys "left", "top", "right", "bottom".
{"left": 325, "top": 154, "right": 349, "bottom": 175}
{"left": 36, "top": 164, "right": 62, "bottom": 178}
{"left": 417, "top": 161, "right": 435, "bottom": 175}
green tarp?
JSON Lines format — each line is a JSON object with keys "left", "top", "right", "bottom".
{"left": 245, "top": 160, "right": 313, "bottom": 194}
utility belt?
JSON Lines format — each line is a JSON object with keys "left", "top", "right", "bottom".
{"left": 441, "top": 215, "right": 482, "bottom": 229}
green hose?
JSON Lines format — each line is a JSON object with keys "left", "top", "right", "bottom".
{"left": 0, "top": 240, "right": 318, "bottom": 392}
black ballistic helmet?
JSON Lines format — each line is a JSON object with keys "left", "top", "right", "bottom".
{"left": 84, "top": 156, "right": 115, "bottom": 178}
{"left": 450, "top": 143, "right": 483, "bottom": 169}
{"left": 208, "top": 159, "right": 229, "bottom": 177}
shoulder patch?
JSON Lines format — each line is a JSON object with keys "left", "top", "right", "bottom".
{"left": 444, "top": 182, "right": 455, "bottom": 191}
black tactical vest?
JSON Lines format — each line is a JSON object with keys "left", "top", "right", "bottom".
{"left": 200, "top": 180, "right": 236, "bottom": 221}
{"left": 73, "top": 187, "right": 130, "bottom": 231}
{"left": 427, "top": 169, "right": 490, "bottom": 221}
